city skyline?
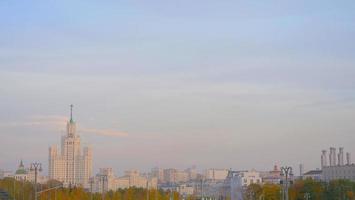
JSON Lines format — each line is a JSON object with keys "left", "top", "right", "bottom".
{"left": 1, "top": 0, "right": 355, "bottom": 174}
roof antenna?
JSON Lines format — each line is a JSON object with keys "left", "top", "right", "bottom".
{"left": 70, "top": 104, "right": 73, "bottom": 121}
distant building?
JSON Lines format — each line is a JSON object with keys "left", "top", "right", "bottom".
{"left": 177, "top": 184, "right": 194, "bottom": 196}
{"left": 163, "top": 168, "right": 188, "bottom": 184}
{"left": 151, "top": 167, "right": 164, "bottom": 183}
{"left": 92, "top": 169, "right": 157, "bottom": 193}
{"left": 321, "top": 147, "right": 355, "bottom": 182}
{"left": 0, "top": 170, "right": 12, "bottom": 179}
{"left": 303, "top": 170, "right": 322, "bottom": 181}
{"left": 230, "top": 170, "right": 262, "bottom": 200}
{"left": 322, "top": 165, "right": 355, "bottom": 182}
{"left": 204, "top": 169, "right": 229, "bottom": 181}
{"left": 260, "top": 165, "right": 281, "bottom": 184}
{"left": 185, "top": 167, "right": 198, "bottom": 181}
{"left": 48, "top": 105, "right": 92, "bottom": 188}
{"left": 14, "top": 160, "right": 29, "bottom": 181}
{"left": 1, "top": 160, "right": 47, "bottom": 184}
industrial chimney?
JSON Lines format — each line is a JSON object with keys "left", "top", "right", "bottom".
{"left": 299, "top": 163, "right": 304, "bottom": 177}
{"left": 329, "top": 147, "right": 336, "bottom": 166}
{"left": 338, "top": 147, "right": 344, "bottom": 166}
{"left": 321, "top": 150, "right": 327, "bottom": 168}
{"left": 346, "top": 152, "right": 351, "bottom": 165}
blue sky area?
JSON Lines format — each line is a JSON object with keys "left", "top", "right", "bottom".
{"left": 1, "top": 0, "right": 355, "bottom": 174}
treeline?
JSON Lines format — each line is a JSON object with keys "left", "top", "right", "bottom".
{"left": 0, "top": 178, "right": 190, "bottom": 200}
{"left": 2, "top": 177, "right": 355, "bottom": 200}
{"left": 244, "top": 179, "right": 355, "bottom": 200}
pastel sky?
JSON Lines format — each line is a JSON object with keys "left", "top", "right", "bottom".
{"left": 1, "top": 0, "right": 355, "bottom": 175}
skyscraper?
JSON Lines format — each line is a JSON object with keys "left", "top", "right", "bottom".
{"left": 48, "top": 105, "right": 92, "bottom": 188}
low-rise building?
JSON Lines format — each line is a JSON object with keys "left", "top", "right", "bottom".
{"left": 260, "top": 165, "right": 281, "bottom": 184}
{"left": 303, "top": 170, "right": 322, "bottom": 181}
{"left": 92, "top": 169, "right": 157, "bottom": 193}
{"left": 0, "top": 170, "right": 12, "bottom": 179}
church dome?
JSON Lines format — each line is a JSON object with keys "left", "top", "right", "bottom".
{"left": 15, "top": 160, "right": 27, "bottom": 174}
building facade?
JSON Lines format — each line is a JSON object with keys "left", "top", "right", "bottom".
{"left": 321, "top": 147, "right": 354, "bottom": 182}
{"left": 204, "top": 169, "right": 229, "bottom": 181}
{"left": 303, "top": 170, "right": 322, "bottom": 181}
{"left": 92, "top": 169, "right": 157, "bottom": 193}
{"left": 260, "top": 165, "right": 281, "bottom": 184}
{"left": 48, "top": 106, "right": 92, "bottom": 188}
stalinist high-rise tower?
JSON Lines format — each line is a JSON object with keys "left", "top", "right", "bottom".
{"left": 49, "top": 105, "right": 92, "bottom": 188}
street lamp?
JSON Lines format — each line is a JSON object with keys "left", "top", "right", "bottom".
{"left": 89, "top": 177, "right": 94, "bottom": 200}
{"left": 201, "top": 178, "right": 204, "bottom": 200}
{"left": 280, "top": 166, "right": 293, "bottom": 200}
{"left": 99, "top": 174, "right": 108, "bottom": 200}
{"left": 30, "top": 162, "right": 42, "bottom": 200}
{"left": 304, "top": 192, "right": 310, "bottom": 200}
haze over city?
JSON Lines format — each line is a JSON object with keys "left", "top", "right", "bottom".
{"left": 1, "top": 0, "right": 355, "bottom": 175}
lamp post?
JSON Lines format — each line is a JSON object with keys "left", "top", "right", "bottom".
{"left": 280, "top": 166, "right": 293, "bottom": 200}
{"left": 99, "top": 174, "right": 107, "bottom": 200}
{"left": 201, "top": 178, "right": 204, "bottom": 200}
{"left": 89, "top": 177, "right": 94, "bottom": 200}
{"left": 30, "top": 162, "right": 42, "bottom": 200}
{"left": 304, "top": 192, "right": 310, "bottom": 200}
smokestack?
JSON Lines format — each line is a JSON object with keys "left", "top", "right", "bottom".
{"left": 329, "top": 147, "right": 336, "bottom": 166}
{"left": 346, "top": 152, "right": 351, "bottom": 165}
{"left": 321, "top": 150, "right": 327, "bottom": 168}
{"left": 338, "top": 147, "right": 344, "bottom": 166}
{"left": 299, "top": 164, "right": 304, "bottom": 177}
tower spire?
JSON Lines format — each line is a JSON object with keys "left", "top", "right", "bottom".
{"left": 70, "top": 104, "right": 74, "bottom": 122}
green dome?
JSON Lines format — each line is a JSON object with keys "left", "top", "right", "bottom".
{"left": 15, "top": 160, "right": 27, "bottom": 174}
{"left": 15, "top": 168, "right": 26, "bottom": 174}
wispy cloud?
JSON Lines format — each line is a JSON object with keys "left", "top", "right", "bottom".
{"left": 0, "top": 115, "right": 128, "bottom": 137}
{"left": 80, "top": 128, "right": 128, "bottom": 137}
{"left": 0, "top": 115, "right": 67, "bottom": 128}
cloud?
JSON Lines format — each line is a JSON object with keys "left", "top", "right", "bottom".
{"left": 0, "top": 115, "right": 128, "bottom": 137}
{"left": 80, "top": 128, "right": 128, "bottom": 137}
{"left": 0, "top": 115, "right": 67, "bottom": 128}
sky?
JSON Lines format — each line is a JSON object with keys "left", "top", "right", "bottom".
{"left": 1, "top": 0, "right": 355, "bottom": 175}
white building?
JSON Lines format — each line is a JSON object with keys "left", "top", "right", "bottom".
{"left": 230, "top": 170, "right": 262, "bottom": 200}
{"left": 48, "top": 106, "right": 92, "bottom": 188}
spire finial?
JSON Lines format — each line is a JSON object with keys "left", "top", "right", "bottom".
{"left": 70, "top": 104, "right": 73, "bottom": 122}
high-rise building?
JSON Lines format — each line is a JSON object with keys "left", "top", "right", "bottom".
{"left": 48, "top": 105, "right": 92, "bottom": 188}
